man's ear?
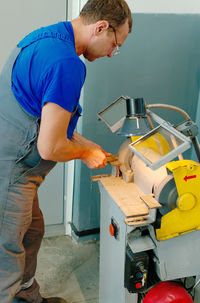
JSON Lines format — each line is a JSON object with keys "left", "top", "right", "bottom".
{"left": 94, "top": 20, "right": 109, "bottom": 36}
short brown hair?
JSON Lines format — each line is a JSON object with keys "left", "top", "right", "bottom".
{"left": 80, "top": 0, "right": 132, "bottom": 32}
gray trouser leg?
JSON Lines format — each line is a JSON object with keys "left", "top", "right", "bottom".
{"left": 0, "top": 45, "right": 56, "bottom": 303}
{"left": 0, "top": 180, "right": 44, "bottom": 303}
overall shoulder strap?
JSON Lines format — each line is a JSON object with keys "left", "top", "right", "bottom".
{"left": 19, "top": 29, "right": 70, "bottom": 49}
{"left": 1, "top": 25, "right": 71, "bottom": 83}
{"left": 0, "top": 48, "right": 21, "bottom": 83}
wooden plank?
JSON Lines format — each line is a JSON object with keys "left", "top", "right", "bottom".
{"left": 109, "top": 160, "right": 121, "bottom": 167}
{"left": 140, "top": 194, "right": 161, "bottom": 209}
{"left": 125, "top": 216, "right": 149, "bottom": 226}
{"left": 99, "top": 176, "right": 150, "bottom": 217}
{"left": 91, "top": 174, "right": 111, "bottom": 182}
{"left": 106, "top": 155, "right": 119, "bottom": 162}
{"left": 106, "top": 155, "right": 121, "bottom": 167}
{"left": 125, "top": 215, "right": 149, "bottom": 223}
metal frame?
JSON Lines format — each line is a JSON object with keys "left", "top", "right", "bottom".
{"left": 64, "top": 0, "right": 85, "bottom": 236}
{"left": 97, "top": 95, "right": 127, "bottom": 132}
{"left": 129, "top": 122, "right": 191, "bottom": 170}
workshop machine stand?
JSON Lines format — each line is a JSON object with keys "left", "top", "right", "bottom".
{"left": 98, "top": 175, "right": 159, "bottom": 303}
{"left": 96, "top": 96, "right": 200, "bottom": 302}
{"left": 99, "top": 179, "right": 138, "bottom": 303}
{"left": 98, "top": 176, "right": 200, "bottom": 303}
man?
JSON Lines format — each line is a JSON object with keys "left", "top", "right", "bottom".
{"left": 0, "top": 0, "right": 132, "bottom": 302}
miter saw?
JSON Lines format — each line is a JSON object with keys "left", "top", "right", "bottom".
{"left": 95, "top": 96, "right": 200, "bottom": 303}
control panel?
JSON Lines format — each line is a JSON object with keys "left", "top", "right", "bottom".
{"left": 124, "top": 246, "right": 149, "bottom": 293}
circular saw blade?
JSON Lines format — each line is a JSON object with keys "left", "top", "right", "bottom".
{"left": 155, "top": 174, "right": 178, "bottom": 215}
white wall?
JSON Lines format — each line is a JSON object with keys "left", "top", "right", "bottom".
{"left": 0, "top": 0, "right": 67, "bottom": 231}
{"left": 0, "top": 0, "right": 66, "bottom": 72}
{"left": 128, "top": 0, "right": 200, "bottom": 14}
{"left": 80, "top": 0, "right": 200, "bottom": 14}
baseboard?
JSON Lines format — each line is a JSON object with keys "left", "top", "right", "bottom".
{"left": 44, "top": 223, "right": 65, "bottom": 238}
{"left": 70, "top": 223, "right": 100, "bottom": 242}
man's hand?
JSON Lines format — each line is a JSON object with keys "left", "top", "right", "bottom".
{"left": 72, "top": 131, "right": 111, "bottom": 169}
{"left": 82, "top": 145, "right": 107, "bottom": 169}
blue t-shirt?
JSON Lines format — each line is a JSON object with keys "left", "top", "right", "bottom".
{"left": 12, "top": 22, "right": 86, "bottom": 139}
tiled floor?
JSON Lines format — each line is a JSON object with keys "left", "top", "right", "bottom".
{"left": 36, "top": 235, "right": 99, "bottom": 303}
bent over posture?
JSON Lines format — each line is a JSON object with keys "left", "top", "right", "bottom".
{"left": 0, "top": 1, "right": 132, "bottom": 302}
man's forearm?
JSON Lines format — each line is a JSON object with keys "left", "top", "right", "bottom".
{"left": 72, "top": 131, "right": 96, "bottom": 145}
{"left": 37, "top": 103, "right": 107, "bottom": 167}
{"left": 38, "top": 134, "right": 91, "bottom": 162}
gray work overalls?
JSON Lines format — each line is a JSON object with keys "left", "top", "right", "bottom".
{"left": 0, "top": 31, "right": 71, "bottom": 303}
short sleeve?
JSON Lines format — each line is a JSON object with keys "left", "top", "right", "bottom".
{"left": 40, "top": 58, "right": 86, "bottom": 112}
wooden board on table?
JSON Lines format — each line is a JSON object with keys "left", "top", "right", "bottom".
{"left": 99, "top": 175, "right": 150, "bottom": 217}
{"left": 140, "top": 194, "right": 161, "bottom": 209}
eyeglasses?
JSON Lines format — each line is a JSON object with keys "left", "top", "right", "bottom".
{"left": 109, "top": 24, "right": 120, "bottom": 56}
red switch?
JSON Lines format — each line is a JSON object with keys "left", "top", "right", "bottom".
{"left": 109, "top": 219, "right": 119, "bottom": 238}
{"left": 136, "top": 282, "right": 142, "bottom": 289}
{"left": 109, "top": 224, "right": 115, "bottom": 237}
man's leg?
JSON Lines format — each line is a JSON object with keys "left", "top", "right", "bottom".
{"left": 0, "top": 181, "right": 37, "bottom": 303}
{"left": 13, "top": 189, "right": 68, "bottom": 303}
{"left": 15, "top": 193, "right": 44, "bottom": 303}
